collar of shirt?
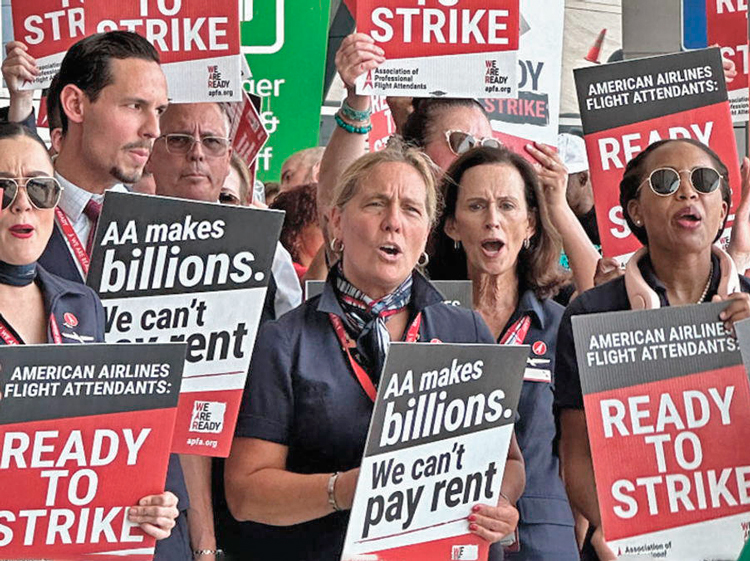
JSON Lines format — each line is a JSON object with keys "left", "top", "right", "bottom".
{"left": 639, "top": 251, "right": 721, "bottom": 306}
{"left": 55, "top": 172, "right": 127, "bottom": 222}
{"left": 317, "top": 268, "right": 444, "bottom": 319}
{"left": 499, "top": 287, "right": 547, "bottom": 340}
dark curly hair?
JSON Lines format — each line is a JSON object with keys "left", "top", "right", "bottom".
{"left": 270, "top": 183, "right": 319, "bottom": 263}
{"left": 619, "top": 138, "right": 731, "bottom": 246}
{"left": 429, "top": 146, "right": 569, "bottom": 300}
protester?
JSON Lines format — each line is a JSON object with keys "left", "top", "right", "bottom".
{"left": 147, "top": 101, "right": 302, "bottom": 319}
{"left": 555, "top": 138, "right": 750, "bottom": 560}
{"left": 430, "top": 146, "right": 578, "bottom": 560}
{"left": 315, "top": 35, "right": 599, "bottom": 295}
{"left": 27, "top": 31, "right": 191, "bottom": 561}
{"left": 220, "top": 153, "right": 252, "bottom": 206}
{"left": 226, "top": 143, "right": 524, "bottom": 561}
{"left": 0, "top": 120, "right": 181, "bottom": 541}
{"left": 269, "top": 183, "right": 324, "bottom": 283}
{"left": 280, "top": 147, "right": 325, "bottom": 191}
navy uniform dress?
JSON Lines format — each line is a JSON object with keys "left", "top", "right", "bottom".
{"left": 554, "top": 253, "right": 750, "bottom": 560}
{"left": 0, "top": 265, "right": 105, "bottom": 345}
{"left": 496, "top": 289, "right": 578, "bottom": 561}
{"left": 234, "top": 272, "right": 509, "bottom": 561}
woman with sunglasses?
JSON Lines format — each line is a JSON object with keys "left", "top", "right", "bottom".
{"left": 0, "top": 122, "right": 181, "bottom": 542}
{"left": 429, "top": 146, "right": 579, "bottom": 561}
{"left": 555, "top": 138, "right": 750, "bottom": 561}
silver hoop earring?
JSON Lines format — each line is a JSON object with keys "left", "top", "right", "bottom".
{"left": 330, "top": 237, "right": 344, "bottom": 253}
{"left": 523, "top": 238, "right": 530, "bottom": 249}
{"left": 453, "top": 240, "right": 461, "bottom": 250}
{"left": 417, "top": 252, "right": 430, "bottom": 267}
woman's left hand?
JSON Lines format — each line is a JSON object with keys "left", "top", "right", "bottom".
{"left": 714, "top": 292, "right": 750, "bottom": 332}
{"left": 525, "top": 142, "right": 569, "bottom": 210}
{"left": 128, "top": 491, "right": 179, "bottom": 540}
{"left": 468, "top": 498, "right": 519, "bottom": 543}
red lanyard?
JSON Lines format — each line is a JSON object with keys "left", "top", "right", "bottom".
{"left": 55, "top": 208, "right": 89, "bottom": 279}
{"left": 329, "top": 312, "right": 422, "bottom": 402}
{"left": 499, "top": 315, "right": 531, "bottom": 346}
{"left": 0, "top": 314, "right": 62, "bottom": 345}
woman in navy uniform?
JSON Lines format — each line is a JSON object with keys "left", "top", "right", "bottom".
{"left": 555, "top": 138, "right": 750, "bottom": 560}
{"left": 430, "top": 146, "right": 579, "bottom": 561}
{"left": 225, "top": 142, "right": 525, "bottom": 560}
{"left": 0, "top": 122, "right": 180, "bottom": 543}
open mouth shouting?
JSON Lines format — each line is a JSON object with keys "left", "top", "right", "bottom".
{"left": 9, "top": 224, "right": 34, "bottom": 239}
{"left": 481, "top": 238, "right": 506, "bottom": 257}
{"left": 673, "top": 205, "right": 703, "bottom": 230}
{"left": 378, "top": 243, "right": 402, "bottom": 260}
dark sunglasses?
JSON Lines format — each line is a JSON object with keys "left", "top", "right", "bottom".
{"left": 639, "top": 167, "right": 723, "bottom": 197}
{"left": 444, "top": 130, "right": 502, "bottom": 156}
{"left": 0, "top": 177, "right": 63, "bottom": 210}
{"left": 159, "top": 133, "right": 230, "bottom": 157}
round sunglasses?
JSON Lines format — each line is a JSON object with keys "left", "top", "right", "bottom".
{"left": 639, "top": 166, "right": 723, "bottom": 197}
{"left": 0, "top": 176, "right": 63, "bottom": 210}
{"left": 444, "top": 130, "right": 502, "bottom": 156}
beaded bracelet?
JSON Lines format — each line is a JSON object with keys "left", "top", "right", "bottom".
{"left": 341, "top": 99, "right": 372, "bottom": 122}
{"left": 335, "top": 112, "right": 372, "bottom": 135}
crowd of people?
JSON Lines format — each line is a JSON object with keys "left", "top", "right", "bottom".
{"left": 3, "top": 26, "right": 750, "bottom": 561}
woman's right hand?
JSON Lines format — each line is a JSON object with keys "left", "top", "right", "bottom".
{"left": 335, "top": 33, "right": 385, "bottom": 94}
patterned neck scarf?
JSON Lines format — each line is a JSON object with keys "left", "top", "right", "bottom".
{"left": 333, "top": 264, "right": 413, "bottom": 382}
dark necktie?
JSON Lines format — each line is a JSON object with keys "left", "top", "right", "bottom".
{"left": 83, "top": 198, "right": 102, "bottom": 256}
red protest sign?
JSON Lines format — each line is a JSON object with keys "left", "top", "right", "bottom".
{"left": 356, "top": 0, "right": 520, "bottom": 98}
{"left": 706, "top": 0, "right": 749, "bottom": 122}
{"left": 574, "top": 304, "right": 750, "bottom": 559}
{"left": 575, "top": 49, "right": 740, "bottom": 261}
{"left": 0, "top": 343, "right": 184, "bottom": 560}
{"left": 226, "top": 92, "right": 269, "bottom": 167}
{"left": 10, "top": 0, "right": 85, "bottom": 89}
{"left": 369, "top": 96, "right": 396, "bottom": 152}
{"left": 85, "top": 0, "right": 242, "bottom": 102}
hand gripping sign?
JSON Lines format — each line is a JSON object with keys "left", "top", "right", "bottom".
{"left": 342, "top": 342, "right": 527, "bottom": 561}
{"left": 10, "top": 0, "right": 85, "bottom": 90}
{"left": 85, "top": 0, "right": 243, "bottom": 102}
{"left": 0, "top": 342, "right": 185, "bottom": 560}
{"left": 573, "top": 303, "right": 750, "bottom": 560}
{"left": 356, "top": 0, "right": 520, "bottom": 99}
{"left": 86, "top": 192, "right": 283, "bottom": 457}
{"left": 706, "top": 0, "right": 749, "bottom": 122}
{"left": 574, "top": 48, "right": 741, "bottom": 261}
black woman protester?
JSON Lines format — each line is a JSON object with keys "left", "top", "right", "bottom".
{"left": 555, "top": 138, "right": 750, "bottom": 560}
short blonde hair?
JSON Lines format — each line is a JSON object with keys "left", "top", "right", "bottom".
{"left": 331, "top": 139, "right": 440, "bottom": 226}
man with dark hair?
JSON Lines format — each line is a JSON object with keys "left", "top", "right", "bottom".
{"left": 27, "top": 32, "right": 191, "bottom": 561}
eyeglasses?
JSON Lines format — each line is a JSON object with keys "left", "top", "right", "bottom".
{"left": 444, "top": 130, "right": 502, "bottom": 156}
{"left": 159, "top": 133, "right": 230, "bottom": 157}
{"left": 638, "top": 167, "right": 723, "bottom": 197}
{"left": 0, "top": 177, "right": 63, "bottom": 210}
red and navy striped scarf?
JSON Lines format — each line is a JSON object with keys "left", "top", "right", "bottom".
{"left": 333, "top": 265, "right": 413, "bottom": 381}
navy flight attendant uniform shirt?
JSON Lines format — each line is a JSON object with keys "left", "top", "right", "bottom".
{"left": 499, "top": 289, "right": 577, "bottom": 561}
{"left": 234, "top": 272, "right": 512, "bottom": 561}
{"left": 554, "top": 253, "right": 750, "bottom": 560}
